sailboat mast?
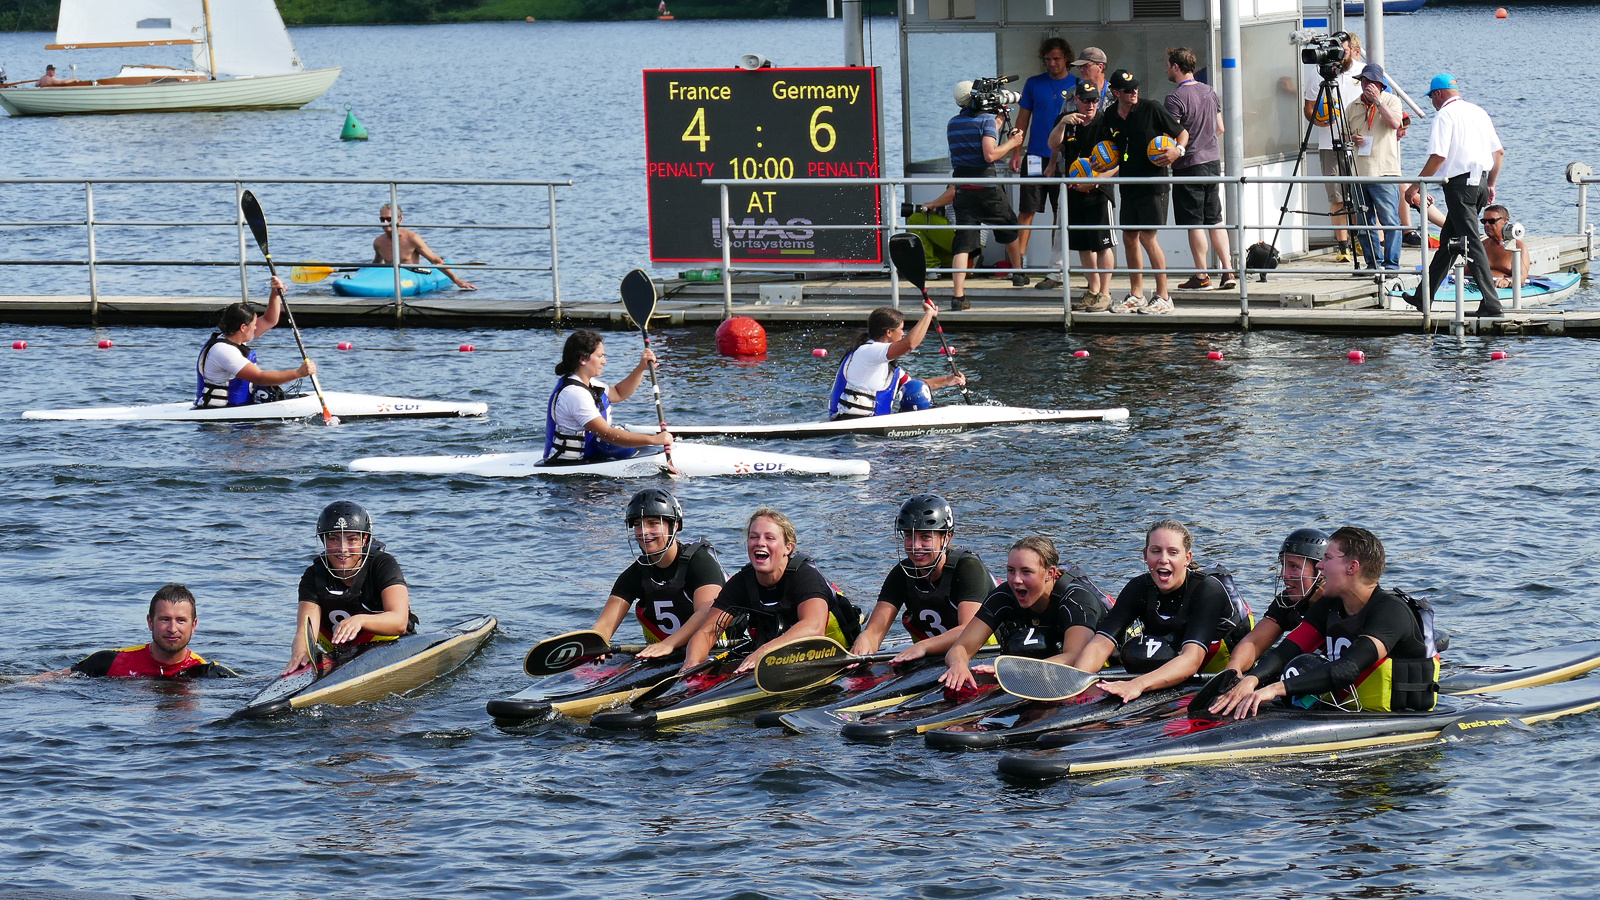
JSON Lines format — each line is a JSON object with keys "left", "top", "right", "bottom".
{"left": 200, "top": 0, "right": 217, "bottom": 78}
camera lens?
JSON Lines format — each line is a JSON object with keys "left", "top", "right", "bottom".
{"left": 900, "top": 202, "right": 917, "bottom": 218}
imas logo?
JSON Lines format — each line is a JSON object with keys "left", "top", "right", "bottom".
{"left": 712, "top": 217, "right": 816, "bottom": 254}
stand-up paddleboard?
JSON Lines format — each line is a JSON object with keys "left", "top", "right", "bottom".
{"left": 24, "top": 391, "right": 488, "bottom": 422}
{"left": 624, "top": 405, "right": 1130, "bottom": 440}
{"left": 236, "top": 615, "right": 496, "bottom": 718}
{"left": 349, "top": 440, "right": 869, "bottom": 478}
{"left": 331, "top": 264, "right": 455, "bottom": 298}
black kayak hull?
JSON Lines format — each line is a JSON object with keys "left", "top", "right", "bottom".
{"left": 487, "top": 652, "right": 683, "bottom": 722}
{"left": 925, "top": 684, "right": 1192, "bottom": 751}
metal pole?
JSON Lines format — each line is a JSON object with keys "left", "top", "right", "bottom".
{"left": 1365, "top": 0, "right": 1387, "bottom": 68}
{"left": 842, "top": 0, "right": 864, "bottom": 67}
{"left": 1452, "top": 256, "right": 1466, "bottom": 335}
{"left": 1579, "top": 182, "right": 1589, "bottom": 239}
{"left": 1235, "top": 176, "right": 1250, "bottom": 327}
{"left": 548, "top": 183, "right": 563, "bottom": 323}
{"left": 390, "top": 183, "right": 404, "bottom": 321}
{"left": 1418, "top": 196, "right": 1432, "bottom": 331}
{"left": 1220, "top": 0, "right": 1246, "bottom": 321}
{"left": 235, "top": 182, "right": 248, "bottom": 303}
{"left": 1059, "top": 176, "right": 1072, "bottom": 331}
{"left": 719, "top": 184, "right": 734, "bottom": 318}
{"left": 84, "top": 182, "right": 99, "bottom": 317}
{"left": 1331, "top": 0, "right": 1345, "bottom": 36}
{"left": 1511, "top": 244, "right": 1523, "bottom": 311}
{"left": 887, "top": 183, "right": 900, "bottom": 311}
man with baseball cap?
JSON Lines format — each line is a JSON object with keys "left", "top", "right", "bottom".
{"left": 36, "top": 64, "right": 75, "bottom": 86}
{"left": 1072, "top": 47, "right": 1111, "bottom": 103}
{"left": 1346, "top": 62, "right": 1405, "bottom": 271}
{"left": 1402, "top": 74, "right": 1505, "bottom": 317}
{"left": 1099, "top": 68, "right": 1187, "bottom": 314}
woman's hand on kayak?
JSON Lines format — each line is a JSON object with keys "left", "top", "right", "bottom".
{"left": 890, "top": 642, "right": 928, "bottom": 665}
{"left": 331, "top": 614, "right": 369, "bottom": 645}
{"left": 281, "top": 650, "right": 310, "bottom": 677}
{"left": 635, "top": 642, "right": 675, "bottom": 659}
{"left": 939, "top": 661, "right": 977, "bottom": 691}
{"left": 1209, "top": 673, "right": 1260, "bottom": 717}
{"left": 1225, "top": 682, "right": 1284, "bottom": 720}
{"left": 1098, "top": 678, "right": 1145, "bottom": 704}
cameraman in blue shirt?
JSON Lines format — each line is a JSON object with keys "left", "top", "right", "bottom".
{"left": 946, "top": 78, "right": 1026, "bottom": 310}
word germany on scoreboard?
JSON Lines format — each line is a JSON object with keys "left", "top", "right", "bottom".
{"left": 643, "top": 67, "right": 882, "bottom": 265}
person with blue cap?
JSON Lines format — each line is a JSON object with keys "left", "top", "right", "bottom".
{"left": 1402, "top": 74, "right": 1505, "bottom": 317}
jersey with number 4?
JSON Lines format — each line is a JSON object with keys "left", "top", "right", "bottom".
{"left": 609, "top": 539, "right": 726, "bottom": 642}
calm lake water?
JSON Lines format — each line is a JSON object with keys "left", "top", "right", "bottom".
{"left": 4, "top": 8, "right": 1600, "bottom": 900}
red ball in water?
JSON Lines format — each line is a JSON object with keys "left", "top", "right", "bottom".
{"left": 1207, "top": 350, "right": 1224, "bottom": 360}
{"left": 11, "top": 341, "right": 25, "bottom": 350}
{"left": 1490, "top": 350, "right": 1508, "bottom": 360}
{"left": 812, "top": 348, "right": 827, "bottom": 358}
{"left": 459, "top": 343, "right": 475, "bottom": 352}
{"left": 97, "top": 339, "right": 113, "bottom": 349}
{"left": 337, "top": 341, "right": 354, "bottom": 351}
{"left": 1073, "top": 349, "right": 1090, "bottom": 358}
{"left": 1349, "top": 350, "right": 1366, "bottom": 363}
{"left": 715, "top": 316, "right": 767, "bottom": 357}
{"left": 940, "top": 346, "right": 957, "bottom": 355}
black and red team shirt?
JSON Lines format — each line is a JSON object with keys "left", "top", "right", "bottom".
{"left": 608, "top": 540, "right": 726, "bottom": 641}
{"left": 297, "top": 544, "right": 410, "bottom": 644}
{"left": 71, "top": 644, "right": 237, "bottom": 679}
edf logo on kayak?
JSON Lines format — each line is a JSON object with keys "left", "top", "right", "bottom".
{"left": 733, "top": 461, "right": 788, "bottom": 474}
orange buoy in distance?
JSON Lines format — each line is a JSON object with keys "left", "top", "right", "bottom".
{"left": 1495, "top": 8, "right": 1507, "bottom": 18}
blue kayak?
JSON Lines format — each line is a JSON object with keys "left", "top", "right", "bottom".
{"left": 331, "top": 262, "right": 457, "bottom": 298}
{"left": 1390, "top": 272, "right": 1581, "bottom": 306}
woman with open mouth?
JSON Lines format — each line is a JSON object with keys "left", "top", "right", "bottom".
{"left": 1061, "top": 518, "right": 1250, "bottom": 703}
{"left": 682, "top": 508, "right": 863, "bottom": 674}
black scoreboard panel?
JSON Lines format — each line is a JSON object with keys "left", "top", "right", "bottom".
{"left": 643, "top": 67, "right": 882, "bottom": 265}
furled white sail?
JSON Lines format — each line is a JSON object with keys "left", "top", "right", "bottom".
{"left": 191, "top": 0, "right": 304, "bottom": 76}
{"left": 51, "top": 0, "right": 205, "bottom": 49}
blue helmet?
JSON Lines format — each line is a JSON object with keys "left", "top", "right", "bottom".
{"left": 899, "top": 379, "right": 933, "bottom": 412}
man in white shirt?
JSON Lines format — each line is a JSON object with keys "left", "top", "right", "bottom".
{"left": 1402, "top": 73, "right": 1505, "bottom": 317}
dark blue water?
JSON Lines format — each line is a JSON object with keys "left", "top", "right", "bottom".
{"left": 4, "top": 9, "right": 1600, "bottom": 900}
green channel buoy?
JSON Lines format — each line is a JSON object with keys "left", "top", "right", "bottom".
{"left": 341, "top": 104, "right": 368, "bottom": 141}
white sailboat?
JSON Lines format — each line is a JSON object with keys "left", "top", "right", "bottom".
{"left": 0, "top": 0, "right": 340, "bottom": 116}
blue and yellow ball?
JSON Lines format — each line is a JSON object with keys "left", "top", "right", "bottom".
{"left": 1311, "top": 94, "right": 1340, "bottom": 126}
{"left": 1067, "top": 158, "right": 1092, "bottom": 180}
{"left": 1090, "top": 140, "right": 1120, "bottom": 172}
{"left": 1147, "top": 134, "right": 1177, "bottom": 165}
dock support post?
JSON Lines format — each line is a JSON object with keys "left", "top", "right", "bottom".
{"left": 390, "top": 183, "right": 404, "bottom": 322}
{"left": 1060, "top": 175, "right": 1072, "bottom": 332}
{"left": 85, "top": 182, "right": 100, "bottom": 320}
{"left": 234, "top": 182, "right": 248, "bottom": 304}
{"left": 1221, "top": 0, "right": 1246, "bottom": 328}
{"left": 720, "top": 184, "right": 734, "bottom": 319}
{"left": 1452, "top": 257, "right": 1466, "bottom": 336}
{"left": 1418, "top": 202, "right": 1433, "bottom": 332}
{"left": 888, "top": 183, "right": 900, "bottom": 311}
{"left": 548, "top": 183, "right": 563, "bottom": 324}
{"left": 1511, "top": 243, "right": 1523, "bottom": 311}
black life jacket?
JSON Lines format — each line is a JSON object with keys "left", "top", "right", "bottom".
{"left": 992, "top": 566, "right": 1109, "bottom": 657}
{"left": 737, "top": 550, "right": 862, "bottom": 647}
{"left": 896, "top": 548, "right": 983, "bottom": 641}
{"left": 633, "top": 538, "right": 720, "bottom": 641}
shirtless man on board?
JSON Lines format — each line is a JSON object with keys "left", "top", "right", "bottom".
{"left": 373, "top": 203, "right": 476, "bottom": 291}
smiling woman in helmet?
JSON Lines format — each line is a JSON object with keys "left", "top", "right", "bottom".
{"left": 851, "top": 494, "right": 993, "bottom": 663}
{"left": 588, "top": 489, "right": 727, "bottom": 660}
{"left": 281, "top": 501, "right": 413, "bottom": 676}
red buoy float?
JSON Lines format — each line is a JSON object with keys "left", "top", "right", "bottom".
{"left": 337, "top": 341, "right": 354, "bottom": 351}
{"left": 715, "top": 316, "right": 767, "bottom": 357}
{"left": 1349, "top": 350, "right": 1366, "bottom": 363}
{"left": 459, "top": 343, "right": 475, "bottom": 352}
{"left": 1490, "top": 350, "right": 1507, "bottom": 360}
{"left": 97, "top": 339, "right": 113, "bottom": 349}
{"left": 1207, "top": 350, "right": 1224, "bottom": 361}
{"left": 1073, "top": 350, "right": 1090, "bottom": 358}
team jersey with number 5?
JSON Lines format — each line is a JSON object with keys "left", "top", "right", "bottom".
{"left": 608, "top": 539, "right": 726, "bottom": 642}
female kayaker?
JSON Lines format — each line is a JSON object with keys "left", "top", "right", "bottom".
{"left": 544, "top": 329, "right": 674, "bottom": 464}
{"left": 1065, "top": 518, "right": 1249, "bottom": 703}
{"left": 682, "top": 508, "right": 862, "bottom": 674}
{"left": 281, "top": 501, "right": 414, "bottom": 676}
{"left": 853, "top": 494, "right": 994, "bottom": 663}
{"left": 829, "top": 304, "right": 966, "bottom": 419}
{"left": 195, "top": 275, "right": 317, "bottom": 408}
{"left": 940, "top": 535, "right": 1109, "bottom": 691}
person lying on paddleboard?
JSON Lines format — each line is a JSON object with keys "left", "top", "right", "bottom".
{"left": 1201, "top": 528, "right": 1328, "bottom": 698}
{"left": 374, "top": 203, "right": 475, "bottom": 291}
{"left": 1063, "top": 519, "right": 1250, "bottom": 703}
{"left": 682, "top": 508, "right": 862, "bottom": 675}
{"left": 829, "top": 305, "right": 967, "bottom": 420}
{"left": 590, "top": 489, "right": 729, "bottom": 661}
{"left": 544, "top": 330, "right": 674, "bottom": 465}
{"left": 1211, "top": 527, "right": 1439, "bottom": 718}
{"left": 940, "top": 536, "right": 1109, "bottom": 692}
{"left": 282, "top": 501, "right": 416, "bottom": 676}
{"left": 852, "top": 494, "right": 994, "bottom": 664}
{"left": 195, "top": 276, "right": 317, "bottom": 409}
{"left": 48, "top": 584, "right": 237, "bottom": 679}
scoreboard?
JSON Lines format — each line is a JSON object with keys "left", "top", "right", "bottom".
{"left": 643, "top": 67, "right": 883, "bottom": 265}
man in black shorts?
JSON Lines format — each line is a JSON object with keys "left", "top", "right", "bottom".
{"left": 1099, "top": 69, "right": 1187, "bottom": 313}
{"left": 946, "top": 79, "right": 1027, "bottom": 310}
{"left": 1049, "top": 81, "right": 1116, "bottom": 311}
{"left": 1163, "top": 47, "right": 1235, "bottom": 291}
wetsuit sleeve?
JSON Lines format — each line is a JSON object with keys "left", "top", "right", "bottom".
{"left": 1281, "top": 637, "right": 1381, "bottom": 697}
{"left": 368, "top": 552, "right": 407, "bottom": 590}
{"left": 70, "top": 650, "right": 118, "bottom": 677}
{"left": 1179, "top": 576, "right": 1233, "bottom": 650}
{"left": 181, "top": 661, "right": 240, "bottom": 679}
{"left": 1095, "top": 578, "right": 1144, "bottom": 642}
{"left": 297, "top": 565, "right": 320, "bottom": 604}
{"left": 1248, "top": 597, "right": 1330, "bottom": 682}
{"left": 876, "top": 567, "right": 909, "bottom": 611}
{"left": 609, "top": 563, "right": 645, "bottom": 603}
{"left": 951, "top": 555, "right": 994, "bottom": 605}
{"left": 1050, "top": 588, "right": 1100, "bottom": 632}
{"left": 1263, "top": 596, "right": 1302, "bottom": 631}
{"left": 972, "top": 586, "right": 1011, "bottom": 630}
{"left": 686, "top": 546, "right": 727, "bottom": 590}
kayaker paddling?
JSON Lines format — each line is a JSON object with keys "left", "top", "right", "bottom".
{"left": 374, "top": 203, "right": 476, "bottom": 291}
{"left": 852, "top": 495, "right": 994, "bottom": 663}
{"left": 940, "top": 535, "right": 1108, "bottom": 692}
{"left": 544, "top": 330, "right": 674, "bottom": 465}
{"left": 828, "top": 305, "right": 967, "bottom": 420}
{"left": 594, "top": 489, "right": 728, "bottom": 659}
{"left": 682, "top": 508, "right": 862, "bottom": 675}
{"left": 195, "top": 275, "right": 317, "bottom": 409}
{"left": 282, "top": 501, "right": 415, "bottom": 676}
{"left": 53, "top": 584, "right": 237, "bottom": 679}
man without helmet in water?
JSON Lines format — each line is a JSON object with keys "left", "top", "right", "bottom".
{"left": 55, "top": 584, "right": 237, "bottom": 679}
{"left": 283, "top": 501, "right": 414, "bottom": 675}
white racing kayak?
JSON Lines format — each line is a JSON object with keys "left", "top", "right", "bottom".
{"left": 348, "top": 440, "right": 869, "bottom": 478}
{"left": 22, "top": 391, "right": 489, "bottom": 422}
{"left": 623, "top": 405, "right": 1129, "bottom": 440}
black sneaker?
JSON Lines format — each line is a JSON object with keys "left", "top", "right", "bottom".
{"left": 949, "top": 296, "right": 970, "bottom": 311}
{"left": 1011, "top": 273, "right": 1030, "bottom": 287}
{"left": 1402, "top": 231, "right": 1422, "bottom": 247}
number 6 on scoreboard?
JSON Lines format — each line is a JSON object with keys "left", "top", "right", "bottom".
{"left": 682, "top": 107, "right": 710, "bottom": 152}
{"left": 809, "top": 105, "right": 836, "bottom": 153}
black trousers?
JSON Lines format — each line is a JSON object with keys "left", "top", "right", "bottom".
{"left": 1424, "top": 176, "right": 1501, "bottom": 314}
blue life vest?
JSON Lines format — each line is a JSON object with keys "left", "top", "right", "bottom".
{"left": 195, "top": 333, "right": 257, "bottom": 408}
{"left": 828, "top": 347, "right": 907, "bottom": 419}
{"left": 543, "top": 376, "right": 638, "bottom": 463}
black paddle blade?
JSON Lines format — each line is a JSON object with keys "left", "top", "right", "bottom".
{"left": 1186, "top": 669, "right": 1241, "bottom": 720}
{"left": 993, "top": 656, "right": 1101, "bottom": 702}
{"left": 888, "top": 232, "right": 928, "bottom": 293}
{"left": 522, "top": 629, "right": 613, "bottom": 677}
{"left": 754, "top": 635, "right": 856, "bottom": 694}
{"left": 240, "top": 190, "right": 270, "bottom": 259}
{"left": 620, "top": 268, "right": 659, "bottom": 330}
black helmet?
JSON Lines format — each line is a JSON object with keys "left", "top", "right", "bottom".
{"left": 895, "top": 495, "right": 955, "bottom": 534}
{"left": 1280, "top": 527, "right": 1329, "bottom": 562}
{"left": 317, "top": 500, "right": 373, "bottom": 537}
{"left": 625, "top": 488, "right": 683, "bottom": 527}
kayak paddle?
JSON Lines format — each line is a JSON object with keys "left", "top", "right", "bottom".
{"left": 291, "top": 264, "right": 355, "bottom": 284}
{"left": 240, "top": 190, "right": 339, "bottom": 426}
{"left": 522, "top": 629, "right": 623, "bottom": 677}
{"left": 992, "top": 656, "right": 1101, "bottom": 702}
{"left": 1185, "top": 669, "right": 1241, "bottom": 720}
{"left": 620, "top": 269, "right": 677, "bottom": 474}
{"left": 888, "top": 231, "right": 971, "bottom": 405}
{"left": 752, "top": 635, "right": 897, "bottom": 694}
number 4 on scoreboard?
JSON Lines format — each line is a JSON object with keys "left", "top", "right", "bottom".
{"left": 682, "top": 107, "right": 710, "bottom": 152}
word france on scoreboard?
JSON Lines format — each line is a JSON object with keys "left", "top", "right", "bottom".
{"left": 643, "top": 67, "right": 882, "bottom": 265}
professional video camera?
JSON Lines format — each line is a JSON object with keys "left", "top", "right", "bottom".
{"left": 965, "top": 75, "right": 1021, "bottom": 116}
{"left": 1299, "top": 32, "right": 1348, "bottom": 81}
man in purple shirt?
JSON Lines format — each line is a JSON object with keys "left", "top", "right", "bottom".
{"left": 1163, "top": 47, "right": 1234, "bottom": 291}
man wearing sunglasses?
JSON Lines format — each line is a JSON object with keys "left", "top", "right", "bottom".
{"left": 1480, "top": 205, "right": 1530, "bottom": 290}
{"left": 372, "top": 203, "right": 477, "bottom": 291}
{"left": 1048, "top": 81, "right": 1116, "bottom": 311}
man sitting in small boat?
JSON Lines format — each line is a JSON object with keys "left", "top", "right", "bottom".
{"left": 1211, "top": 526, "right": 1439, "bottom": 718}
{"left": 1481, "top": 204, "right": 1531, "bottom": 290}
{"left": 373, "top": 203, "right": 476, "bottom": 291}
{"left": 544, "top": 330, "right": 674, "bottom": 465}
{"left": 56, "top": 584, "right": 237, "bottom": 679}
{"left": 829, "top": 304, "right": 967, "bottom": 420}
{"left": 195, "top": 276, "right": 317, "bottom": 409}
{"left": 36, "top": 65, "right": 78, "bottom": 87}
{"left": 599, "top": 489, "right": 728, "bottom": 660}
{"left": 282, "top": 501, "right": 415, "bottom": 676}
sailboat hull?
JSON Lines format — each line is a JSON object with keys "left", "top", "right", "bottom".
{"left": 0, "top": 67, "right": 340, "bottom": 116}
